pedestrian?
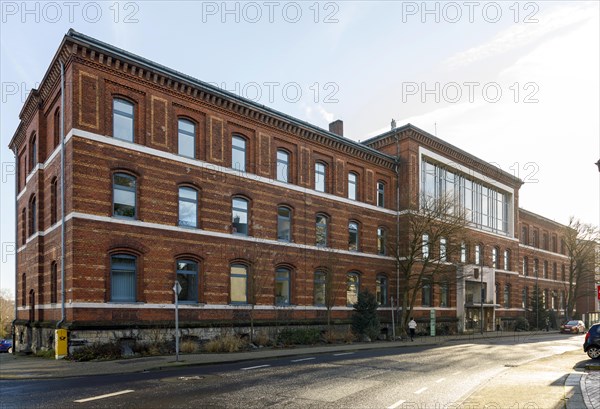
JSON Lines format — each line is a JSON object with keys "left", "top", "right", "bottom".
{"left": 545, "top": 317, "right": 550, "bottom": 332}
{"left": 408, "top": 317, "right": 417, "bottom": 341}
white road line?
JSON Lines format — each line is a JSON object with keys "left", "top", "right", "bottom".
{"left": 333, "top": 352, "right": 355, "bottom": 356}
{"left": 291, "top": 357, "right": 316, "bottom": 362}
{"left": 74, "top": 390, "right": 134, "bottom": 403}
{"left": 435, "top": 377, "right": 446, "bottom": 383}
{"left": 241, "top": 364, "right": 271, "bottom": 371}
{"left": 387, "top": 399, "right": 406, "bottom": 409}
{"left": 414, "top": 387, "right": 428, "bottom": 395}
{"left": 452, "top": 371, "right": 462, "bottom": 376}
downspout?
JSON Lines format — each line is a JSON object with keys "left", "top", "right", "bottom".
{"left": 57, "top": 60, "right": 66, "bottom": 328}
{"left": 12, "top": 150, "right": 19, "bottom": 350}
{"left": 394, "top": 129, "right": 400, "bottom": 332}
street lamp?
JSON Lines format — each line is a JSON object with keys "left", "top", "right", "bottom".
{"left": 480, "top": 245, "right": 484, "bottom": 335}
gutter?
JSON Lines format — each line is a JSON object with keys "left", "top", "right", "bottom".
{"left": 57, "top": 60, "right": 66, "bottom": 328}
{"left": 12, "top": 149, "right": 18, "bottom": 351}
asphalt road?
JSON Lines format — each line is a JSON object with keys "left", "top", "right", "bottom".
{"left": 0, "top": 334, "right": 585, "bottom": 409}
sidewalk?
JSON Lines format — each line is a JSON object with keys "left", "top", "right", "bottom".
{"left": 1, "top": 331, "right": 598, "bottom": 408}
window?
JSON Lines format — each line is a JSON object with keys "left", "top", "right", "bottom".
{"left": 553, "top": 262, "right": 557, "bottom": 281}
{"left": 178, "top": 119, "right": 196, "bottom": 158}
{"left": 29, "top": 196, "right": 37, "bottom": 236}
{"left": 314, "top": 271, "right": 326, "bottom": 306}
{"left": 542, "top": 233, "right": 549, "bottom": 250}
{"left": 111, "top": 254, "right": 136, "bottom": 302}
{"left": 346, "top": 272, "right": 359, "bottom": 306}
{"left": 491, "top": 247, "right": 498, "bottom": 269}
{"left": 113, "top": 98, "right": 134, "bottom": 142}
{"left": 277, "top": 206, "right": 291, "bottom": 242}
{"left": 21, "top": 208, "right": 26, "bottom": 245}
{"left": 521, "top": 226, "right": 528, "bottom": 245}
{"left": 50, "top": 177, "right": 58, "bottom": 225}
{"left": 377, "top": 227, "right": 386, "bottom": 255}
{"left": 230, "top": 264, "right": 247, "bottom": 304}
{"left": 275, "top": 268, "right": 291, "bottom": 305}
{"left": 21, "top": 273, "right": 26, "bottom": 307}
{"left": 377, "top": 181, "right": 385, "bottom": 207}
{"left": 315, "top": 162, "right": 326, "bottom": 192}
{"left": 29, "top": 133, "right": 37, "bottom": 172}
{"left": 232, "top": 135, "right": 246, "bottom": 172}
{"left": 552, "top": 235, "right": 558, "bottom": 252}
{"left": 561, "top": 264, "right": 565, "bottom": 281}
{"left": 474, "top": 244, "right": 481, "bottom": 265}
{"left": 522, "top": 257, "right": 528, "bottom": 276}
{"left": 533, "top": 229, "right": 539, "bottom": 248}
{"left": 113, "top": 173, "right": 136, "bottom": 219}
{"left": 439, "top": 282, "right": 449, "bottom": 307}
{"left": 503, "top": 285, "right": 510, "bottom": 308}
{"left": 533, "top": 259, "right": 539, "bottom": 277}
{"left": 522, "top": 288, "right": 528, "bottom": 309}
{"left": 503, "top": 250, "right": 510, "bottom": 271}
{"left": 460, "top": 242, "right": 467, "bottom": 263}
{"left": 53, "top": 108, "right": 61, "bottom": 149}
{"left": 50, "top": 261, "right": 58, "bottom": 304}
{"left": 348, "top": 172, "right": 357, "bottom": 200}
{"left": 178, "top": 187, "right": 198, "bottom": 228}
{"left": 422, "top": 280, "right": 432, "bottom": 306}
{"left": 232, "top": 197, "right": 249, "bottom": 235}
{"left": 276, "top": 150, "right": 289, "bottom": 183}
{"left": 348, "top": 222, "right": 359, "bottom": 251}
{"left": 422, "top": 234, "right": 430, "bottom": 259}
{"left": 440, "top": 238, "right": 447, "bottom": 262}
{"left": 176, "top": 260, "right": 198, "bottom": 302}
{"left": 543, "top": 261, "right": 548, "bottom": 279}
{"left": 315, "top": 214, "right": 328, "bottom": 247}
{"left": 376, "top": 275, "right": 388, "bottom": 306}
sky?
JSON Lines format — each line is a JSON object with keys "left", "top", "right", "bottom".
{"left": 1, "top": 1, "right": 599, "bottom": 298}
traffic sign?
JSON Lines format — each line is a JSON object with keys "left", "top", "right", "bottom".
{"left": 173, "top": 281, "right": 182, "bottom": 295}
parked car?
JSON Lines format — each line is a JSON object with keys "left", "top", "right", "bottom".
{"left": 584, "top": 323, "right": 600, "bottom": 359}
{"left": 0, "top": 339, "right": 12, "bottom": 353}
{"left": 560, "top": 320, "right": 586, "bottom": 334}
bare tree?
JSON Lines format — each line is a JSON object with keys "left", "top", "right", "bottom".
{"left": 314, "top": 248, "right": 346, "bottom": 330}
{"left": 561, "top": 217, "right": 599, "bottom": 320}
{"left": 0, "top": 289, "right": 15, "bottom": 339}
{"left": 394, "top": 195, "right": 469, "bottom": 337}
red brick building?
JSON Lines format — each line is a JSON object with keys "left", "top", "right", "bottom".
{"left": 9, "top": 30, "right": 573, "bottom": 351}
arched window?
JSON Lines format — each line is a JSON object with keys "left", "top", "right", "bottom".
{"left": 315, "top": 162, "right": 326, "bottom": 192}
{"left": 178, "top": 186, "right": 198, "bottom": 228}
{"left": 503, "top": 285, "right": 510, "bottom": 308}
{"left": 460, "top": 242, "right": 467, "bottom": 263}
{"left": 315, "top": 214, "right": 328, "bottom": 247}
{"left": 51, "top": 177, "right": 58, "bottom": 225}
{"left": 21, "top": 273, "right": 26, "bottom": 307}
{"left": 439, "top": 282, "right": 449, "bottom": 307}
{"left": 377, "top": 227, "right": 386, "bottom": 255}
{"left": 533, "top": 259, "right": 539, "bottom": 277}
{"left": 29, "top": 133, "right": 37, "bottom": 172}
{"left": 376, "top": 274, "right": 388, "bottom": 306}
{"left": 552, "top": 262, "right": 557, "bottom": 281}
{"left": 491, "top": 247, "right": 498, "bottom": 268}
{"left": 503, "top": 249, "right": 510, "bottom": 271}
{"left": 232, "top": 135, "right": 246, "bottom": 172}
{"left": 275, "top": 267, "right": 291, "bottom": 305}
{"left": 521, "top": 225, "right": 528, "bottom": 245}
{"left": 178, "top": 118, "right": 196, "bottom": 158}
{"left": 348, "top": 172, "right": 357, "bottom": 200}
{"left": 50, "top": 261, "right": 58, "bottom": 304}
{"left": 54, "top": 108, "right": 61, "bottom": 149}
{"left": 113, "top": 98, "right": 135, "bottom": 142}
{"left": 422, "top": 234, "right": 430, "bottom": 259}
{"left": 522, "top": 256, "right": 529, "bottom": 276}
{"left": 277, "top": 206, "right": 292, "bottom": 242}
{"left": 422, "top": 279, "right": 432, "bottom": 306}
{"left": 232, "top": 197, "right": 249, "bottom": 235}
{"left": 111, "top": 254, "right": 137, "bottom": 302}
{"left": 348, "top": 221, "right": 359, "bottom": 252}
{"left": 522, "top": 288, "right": 528, "bottom": 309}
{"left": 29, "top": 195, "right": 37, "bottom": 236}
{"left": 440, "top": 237, "right": 447, "bottom": 261}
{"left": 276, "top": 149, "right": 289, "bottom": 183}
{"left": 474, "top": 244, "right": 482, "bottom": 265}
{"left": 230, "top": 264, "right": 248, "bottom": 304}
{"left": 21, "top": 208, "right": 26, "bottom": 245}
{"left": 113, "top": 173, "right": 137, "bottom": 219}
{"left": 176, "top": 259, "right": 199, "bottom": 302}
{"left": 346, "top": 272, "right": 360, "bottom": 306}
{"left": 543, "top": 260, "right": 548, "bottom": 279}
{"left": 314, "top": 271, "right": 327, "bottom": 306}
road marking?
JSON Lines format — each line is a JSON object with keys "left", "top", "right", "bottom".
{"left": 291, "top": 357, "right": 316, "bottom": 362}
{"left": 435, "top": 377, "right": 446, "bottom": 383}
{"left": 414, "top": 387, "right": 428, "bottom": 394}
{"left": 74, "top": 390, "right": 134, "bottom": 403}
{"left": 241, "top": 364, "right": 271, "bottom": 371}
{"left": 333, "top": 352, "right": 355, "bottom": 356}
{"left": 452, "top": 371, "right": 462, "bottom": 375}
{"left": 387, "top": 399, "right": 406, "bottom": 409}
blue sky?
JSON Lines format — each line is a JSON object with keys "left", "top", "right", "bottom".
{"left": 1, "top": 1, "right": 599, "bottom": 297}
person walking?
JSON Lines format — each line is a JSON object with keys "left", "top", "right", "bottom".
{"left": 408, "top": 318, "right": 417, "bottom": 341}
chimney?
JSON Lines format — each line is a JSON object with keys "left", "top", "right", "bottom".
{"left": 329, "top": 120, "right": 343, "bottom": 137}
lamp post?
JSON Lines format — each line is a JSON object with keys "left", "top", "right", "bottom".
{"left": 173, "top": 281, "right": 182, "bottom": 362}
{"left": 480, "top": 245, "right": 484, "bottom": 335}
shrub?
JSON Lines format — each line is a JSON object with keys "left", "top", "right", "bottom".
{"left": 70, "top": 342, "right": 122, "bottom": 361}
{"left": 323, "top": 328, "right": 355, "bottom": 344}
{"left": 180, "top": 340, "right": 199, "bottom": 354}
{"left": 277, "top": 328, "right": 321, "bottom": 346}
{"left": 253, "top": 330, "right": 272, "bottom": 347}
{"left": 204, "top": 334, "right": 245, "bottom": 353}
{"left": 515, "top": 316, "right": 529, "bottom": 331}
{"left": 351, "top": 290, "right": 380, "bottom": 341}
{"left": 34, "top": 349, "right": 55, "bottom": 358}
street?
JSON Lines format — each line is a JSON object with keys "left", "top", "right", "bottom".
{"left": 0, "top": 333, "right": 589, "bottom": 408}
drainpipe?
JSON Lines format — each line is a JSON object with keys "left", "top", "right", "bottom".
{"left": 56, "top": 59, "right": 66, "bottom": 328}
{"left": 394, "top": 128, "right": 400, "bottom": 333}
{"left": 12, "top": 150, "right": 19, "bottom": 351}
